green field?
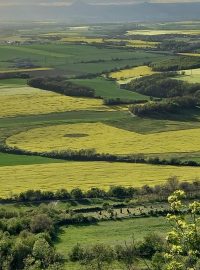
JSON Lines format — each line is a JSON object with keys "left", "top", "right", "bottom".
{"left": 71, "top": 77, "right": 148, "bottom": 100}
{"left": 0, "top": 44, "right": 167, "bottom": 75}
{"left": 0, "top": 152, "right": 64, "bottom": 166}
{"left": 56, "top": 217, "right": 168, "bottom": 255}
{"left": 176, "top": 68, "right": 200, "bottom": 83}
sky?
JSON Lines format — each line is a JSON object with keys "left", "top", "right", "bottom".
{"left": 0, "top": 0, "right": 199, "bottom": 6}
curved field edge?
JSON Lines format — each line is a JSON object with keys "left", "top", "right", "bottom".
{"left": 6, "top": 122, "right": 200, "bottom": 155}
{"left": 0, "top": 88, "right": 115, "bottom": 118}
{"left": 0, "top": 161, "right": 200, "bottom": 198}
{"left": 69, "top": 77, "right": 149, "bottom": 100}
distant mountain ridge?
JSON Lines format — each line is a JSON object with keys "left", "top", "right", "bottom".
{"left": 1, "top": 1, "right": 200, "bottom": 23}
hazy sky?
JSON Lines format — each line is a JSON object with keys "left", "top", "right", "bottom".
{"left": 0, "top": 0, "right": 199, "bottom": 6}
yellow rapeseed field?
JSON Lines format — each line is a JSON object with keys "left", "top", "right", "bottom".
{"left": 109, "top": 66, "right": 155, "bottom": 81}
{"left": 6, "top": 122, "right": 200, "bottom": 155}
{"left": 60, "top": 36, "right": 158, "bottom": 48}
{"left": 179, "top": 53, "right": 200, "bottom": 57}
{"left": 126, "top": 30, "right": 200, "bottom": 36}
{"left": 0, "top": 87, "right": 111, "bottom": 118}
{"left": 0, "top": 161, "right": 200, "bottom": 197}
{"left": 60, "top": 37, "right": 103, "bottom": 43}
{"left": 126, "top": 40, "right": 159, "bottom": 48}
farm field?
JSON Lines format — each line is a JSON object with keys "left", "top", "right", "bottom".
{"left": 7, "top": 122, "right": 200, "bottom": 155}
{"left": 60, "top": 36, "right": 159, "bottom": 48}
{"left": 179, "top": 53, "right": 200, "bottom": 57}
{"left": 0, "top": 86, "right": 113, "bottom": 118}
{"left": 70, "top": 77, "right": 148, "bottom": 100}
{"left": 0, "top": 152, "right": 64, "bottom": 167}
{"left": 177, "top": 68, "right": 200, "bottom": 83}
{"left": 0, "top": 44, "right": 166, "bottom": 75}
{"left": 0, "top": 161, "right": 200, "bottom": 197}
{"left": 126, "top": 29, "right": 200, "bottom": 36}
{"left": 109, "top": 65, "right": 155, "bottom": 84}
{"left": 56, "top": 217, "right": 168, "bottom": 255}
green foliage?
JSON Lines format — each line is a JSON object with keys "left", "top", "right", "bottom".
{"left": 69, "top": 243, "right": 115, "bottom": 270}
{"left": 127, "top": 73, "right": 200, "bottom": 98}
{"left": 0, "top": 231, "right": 63, "bottom": 270}
{"left": 130, "top": 96, "right": 198, "bottom": 117}
{"left": 158, "top": 40, "right": 200, "bottom": 53}
{"left": 150, "top": 56, "right": 200, "bottom": 72}
{"left": 164, "top": 190, "right": 200, "bottom": 270}
{"left": 137, "top": 234, "right": 164, "bottom": 259}
{"left": 30, "top": 214, "right": 54, "bottom": 234}
{"left": 28, "top": 77, "right": 95, "bottom": 98}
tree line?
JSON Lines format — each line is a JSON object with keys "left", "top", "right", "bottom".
{"left": 103, "top": 98, "right": 148, "bottom": 105}
{"left": 126, "top": 72, "right": 200, "bottom": 98}
{"left": 3, "top": 177, "right": 200, "bottom": 204}
{"left": 1, "top": 145, "right": 200, "bottom": 168}
{"left": 28, "top": 77, "right": 95, "bottom": 98}
{"left": 150, "top": 55, "right": 200, "bottom": 72}
{"left": 129, "top": 96, "right": 198, "bottom": 117}
{"left": 158, "top": 40, "right": 200, "bottom": 54}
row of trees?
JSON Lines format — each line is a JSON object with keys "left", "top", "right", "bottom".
{"left": 126, "top": 72, "right": 200, "bottom": 98}
{"left": 150, "top": 55, "right": 200, "bottom": 72}
{"left": 69, "top": 234, "right": 164, "bottom": 270}
{"left": 0, "top": 73, "right": 30, "bottom": 79}
{"left": 28, "top": 77, "right": 95, "bottom": 98}
{"left": 103, "top": 98, "right": 148, "bottom": 105}
{"left": 129, "top": 96, "right": 198, "bottom": 117}
{"left": 158, "top": 40, "right": 200, "bottom": 53}
{"left": 3, "top": 177, "right": 200, "bottom": 203}
{"left": 2, "top": 145, "right": 200, "bottom": 168}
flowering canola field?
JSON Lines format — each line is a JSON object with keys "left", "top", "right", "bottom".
{"left": 109, "top": 66, "right": 155, "bottom": 83}
{"left": 0, "top": 86, "right": 111, "bottom": 118}
{"left": 6, "top": 122, "right": 200, "bottom": 155}
{"left": 60, "top": 36, "right": 158, "bottom": 48}
{"left": 0, "top": 161, "right": 200, "bottom": 197}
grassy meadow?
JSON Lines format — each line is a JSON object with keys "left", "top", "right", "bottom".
{"left": 70, "top": 77, "right": 148, "bottom": 100}
{"left": 56, "top": 217, "right": 169, "bottom": 255}
{"left": 0, "top": 152, "right": 64, "bottom": 167}
{"left": 177, "top": 68, "right": 200, "bottom": 83}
